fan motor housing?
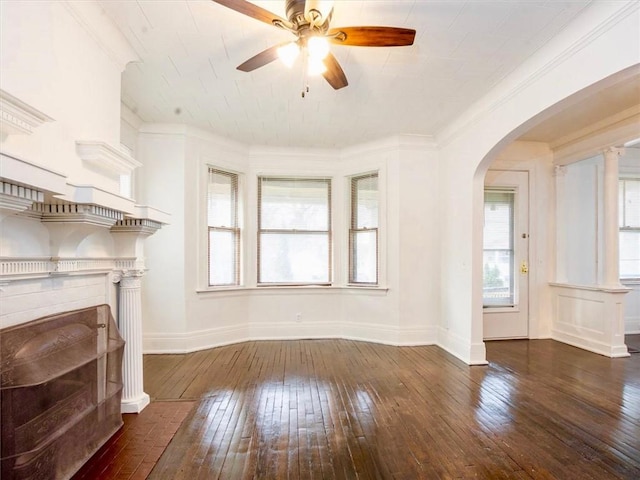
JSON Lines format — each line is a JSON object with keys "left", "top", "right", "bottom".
{"left": 285, "top": 0, "right": 306, "bottom": 24}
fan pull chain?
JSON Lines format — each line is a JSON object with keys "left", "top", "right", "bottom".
{"left": 301, "top": 53, "right": 308, "bottom": 98}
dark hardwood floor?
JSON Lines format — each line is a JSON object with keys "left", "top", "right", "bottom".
{"left": 626, "top": 334, "right": 640, "bottom": 353}
{"left": 143, "top": 339, "right": 640, "bottom": 479}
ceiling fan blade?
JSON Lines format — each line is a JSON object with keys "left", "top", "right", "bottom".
{"left": 237, "top": 44, "right": 283, "bottom": 72}
{"left": 322, "top": 52, "right": 348, "bottom": 90}
{"left": 211, "top": 0, "right": 292, "bottom": 29}
{"left": 328, "top": 26, "right": 416, "bottom": 47}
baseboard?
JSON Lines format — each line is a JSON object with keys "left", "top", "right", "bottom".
{"left": 143, "top": 324, "right": 249, "bottom": 353}
{"left": 437, "top": 327, "right": 487, "bottom": 365}
{"left": 551, "top": 329, "right": 630, "bottom": 358}
{"left": 144, "top": 322, "right": 439, "bottom": 354}
{"left": 342, "top": 322, "right": 438, "bottom": 346}
{"left": 248, "top": 321, "right": 341, "bottom": 341}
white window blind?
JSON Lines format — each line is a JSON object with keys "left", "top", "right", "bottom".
{"left": 350, "top": 173, "right": 379, "bottom": 284}
{"left": 483, "top": 190, "right": 515, "bottom": 306}
{"left": 258, "top": 177, "right": 331, "bottom": 285}
{"left": 208, "top": 168, "right": 240, "bottom": 286}
{"left": 619, "top": 178, "right": 640, "bottom": 278}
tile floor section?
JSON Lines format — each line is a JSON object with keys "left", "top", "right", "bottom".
{"left": 72, "top": 400, "right": 195, "bottom": 480}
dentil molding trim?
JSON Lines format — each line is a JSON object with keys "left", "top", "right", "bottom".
{"left": 0, "top": 257, "right": 137, "bottom": 280}
{"left": 0, "top": 89, "right": 54, "bottom": 136}
{"left": 34, "top": 203, "right": 124, "bottom": 228}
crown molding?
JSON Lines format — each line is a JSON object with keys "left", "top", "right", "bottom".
{"left": 0, "top": 89, "right": 54, "bottom": 136}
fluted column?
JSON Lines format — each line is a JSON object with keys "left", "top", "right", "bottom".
{"left": 113, "top": 269, "right": 150, "bottom": 413}
{"left": 603, "top": 147, "right": 623, "bottom": 287}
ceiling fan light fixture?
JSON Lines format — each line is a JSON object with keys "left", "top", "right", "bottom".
{"left": 307, "top": 57, "right": 327, "bottom": 76}
{"left": 307, "top": 36, "right": 329, "bottom": 60}
{"left": 277, "top": 42, "right": 300, "bottom": 68}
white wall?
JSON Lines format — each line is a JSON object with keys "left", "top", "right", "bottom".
{"left": 562, "top": 155, "right": 603, "bottom": 285}
{"left": 136, "top": 128, "right": 442, "bottom": 352}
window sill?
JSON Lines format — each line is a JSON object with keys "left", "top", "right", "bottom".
{"left": 196, "top": 285, "right": 389, "bottom": 296}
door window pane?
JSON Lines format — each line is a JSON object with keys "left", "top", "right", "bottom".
{"left": 483, "top": 191, "right": 515, "bottom": 306}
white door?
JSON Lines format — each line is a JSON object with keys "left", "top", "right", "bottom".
{"left": 483, "top": 170, "right": 529, "bottom": 339}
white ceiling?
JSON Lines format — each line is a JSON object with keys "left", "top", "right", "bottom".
{"left": 100, "top": 0, "right": 596, "bottom": 148}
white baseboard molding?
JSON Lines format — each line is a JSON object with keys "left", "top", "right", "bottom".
{"left": 143, "top": 324, "right": 249, "bottom": 353}
{"left": 144, "top": 322, "right": 439, "bottom": 354}
{"left": 248, "top": 321, "right": 341, "bottom": 341}
{"left": 437, "top": 327, "right": 487, "bottom": 365}
{"left": 552, "top": 329, "right": 630, "bottom": 358}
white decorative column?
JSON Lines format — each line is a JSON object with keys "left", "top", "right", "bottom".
{"left": 603, "top": 147, "right": 624, "bottom": 287}
{"left": 113, "top": 269, "right": 150, "bottom": 413}
{"left": 111, "top": 217, "right": 166, "bottom": 413}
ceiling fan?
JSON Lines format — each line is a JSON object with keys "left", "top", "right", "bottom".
{"left": 211, "top": 0, "right": 416, "bottom": 90}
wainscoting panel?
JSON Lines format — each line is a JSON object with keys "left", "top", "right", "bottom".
{"left": 550, "top": 283, "right": 630, "bottom": 357}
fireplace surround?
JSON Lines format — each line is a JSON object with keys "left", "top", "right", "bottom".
{"left": 1, "top": 304, "right": 125, "bottom": 479}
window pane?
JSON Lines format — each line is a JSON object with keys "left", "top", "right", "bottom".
{"left": 483, "top": 251, "right": 514, "bottom": 306}
{"left": 622, "top": 179, "right": 640, "bottom": 227}
{"left": 620, "top": 231, "right": 640, "bottom": 278}
{"left": 483, "top": 191, "right": 514, "bottom": 306}
{"left": 208, "top": 170, "right": 236, "bottom": 227}
{"left": 260, "top": 178, "right": 330, "bottom": 230}
{"left": 260, "top": 233, "right": 329, "bottom": 284}
{"left": 209, "top": 229, "right": 238, "bottom": 285}
{"left": 350, "top": 230, "right": 377, "bottom": 283}
{"left": 354, "top": 175, "right": 378, "bottom": 228}
{"left": 483, "top": 192, "right": 513, "bottom": 250}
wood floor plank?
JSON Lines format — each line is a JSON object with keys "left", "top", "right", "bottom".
{"left": 146, "top": 339, "right": 640, "bottom": 479}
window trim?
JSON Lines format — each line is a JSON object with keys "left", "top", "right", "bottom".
{"left": 619, "top": 177, "right": 640, "bottom": 280}
{"left": 207, "top": 167, "right": 241, "bottom": 287}
{"left": 349, "top": 172, "right": 379, "bottom": 285}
